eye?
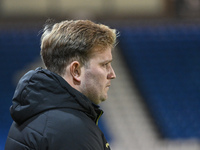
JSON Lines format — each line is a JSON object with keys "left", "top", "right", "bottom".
{"left": 103, "top": 63, "right": 109, "bottom": 67}
{"left": 101, "top": 61, "right": 112, "bottom": 69}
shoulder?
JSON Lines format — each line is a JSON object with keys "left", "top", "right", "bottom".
{"left": 43, "top": 108, "right": 104, "bottom": 150}
{"left": 44, "top": 108, "right": 97, "bottom": 135}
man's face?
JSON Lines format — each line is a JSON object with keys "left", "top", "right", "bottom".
{"left": 79, "top": 47, "right": 116, "bottom": 105}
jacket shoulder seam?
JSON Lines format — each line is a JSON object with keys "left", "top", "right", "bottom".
{"left": 26, "top": 125, "right": 43, "bottom": 136}
{"left": 26, "top": 112, "right": 48, "bottom": 137}
{"left": 42, "top": 111, "right": 49, "bottom": 136}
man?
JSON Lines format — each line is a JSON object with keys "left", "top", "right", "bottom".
{"left": 5, "top": 20, "right": 117, "bottom": 150}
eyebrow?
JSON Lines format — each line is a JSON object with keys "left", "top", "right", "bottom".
{"left": 102, "top": 59, "right": 112, "bottom": 64}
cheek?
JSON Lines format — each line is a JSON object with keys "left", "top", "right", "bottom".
{"left": 85, "top": 69, "right": 106, "bottom": 87}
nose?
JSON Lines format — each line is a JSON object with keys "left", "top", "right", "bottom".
{"left": 108, "top": 66, "right": 116, "bottom": 79}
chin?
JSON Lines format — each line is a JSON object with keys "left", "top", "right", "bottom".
{"left": 100, "top": 96, "right": 107, "bottom": 103}
{"left": 93, "top": 94, "right": 107, "bottom": 105}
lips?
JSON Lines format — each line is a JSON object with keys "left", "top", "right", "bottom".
{"left": 106, "top": 83, "right": 111, "bottom": 87}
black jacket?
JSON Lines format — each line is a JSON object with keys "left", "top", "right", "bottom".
{"left": 5, "top": 67, "right": 111, "bottom": 150}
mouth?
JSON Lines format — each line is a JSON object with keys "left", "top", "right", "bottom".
{"left": 106, "top": 81, "right": 111, "bottom": 88}
{"left": 106, "top": 84, "right": 111, "bottom": 88}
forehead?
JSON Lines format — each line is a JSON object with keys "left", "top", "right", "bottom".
{"left": 90, "top": 47, "right": 112, "bottom": 61}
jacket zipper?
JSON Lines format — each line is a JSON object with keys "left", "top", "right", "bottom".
{"left": 96, "top": 110, "right": 103, "bottom": 125}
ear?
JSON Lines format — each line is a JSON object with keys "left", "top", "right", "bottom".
{"left": 69, "top": 61, "right": 82, "bottom": 84}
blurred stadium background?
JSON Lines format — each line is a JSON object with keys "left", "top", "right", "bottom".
{"left": 1, "top": 0, "right": 200, "bottom": 149}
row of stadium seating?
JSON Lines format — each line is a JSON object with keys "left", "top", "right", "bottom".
{"left": 118, "top": 24, "right": 200, "bottom": 139}
{"left": 0, "top": 30, "right": 41, "bottom": 148}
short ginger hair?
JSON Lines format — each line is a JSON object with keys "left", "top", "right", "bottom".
{"left": 40, "top": 20, "right": 117, "bottom": 75}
